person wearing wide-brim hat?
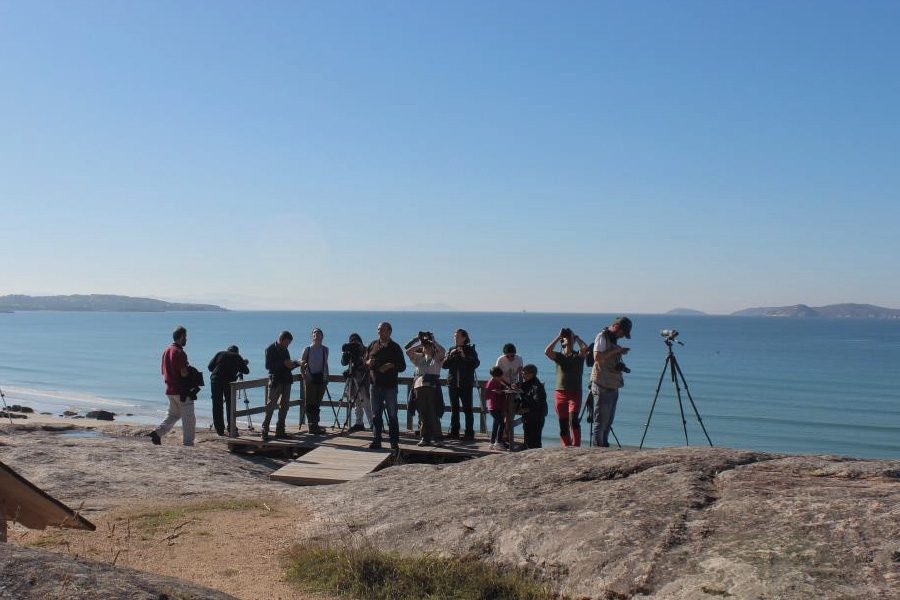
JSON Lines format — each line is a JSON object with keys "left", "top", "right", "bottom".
{"left": 590, "top": 317, "right": 632, "bottom": 447}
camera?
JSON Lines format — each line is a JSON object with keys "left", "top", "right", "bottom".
{"left": 418, "top": 331, "right": 434, "bottom": 342}
{"left": 660, "top": 329, "right": 679, "bottom": 341}
{"left": 615, "top": 361, "right": 631, "bottom": 374}
{"left": 560, "top": 327, "right": 573, "bottom": 338}
{"left": 341, "top": 342, "right": 363, "bottom": 364}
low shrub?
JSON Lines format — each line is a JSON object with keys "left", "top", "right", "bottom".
{"left": 285, "top": 544, "right": 557, "bottom": 600}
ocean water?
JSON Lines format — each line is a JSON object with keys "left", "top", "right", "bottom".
{"left": 0, "top": 310, "right": 898, "bottom": 459}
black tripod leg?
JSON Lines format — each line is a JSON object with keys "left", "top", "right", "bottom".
{"left": 669, "top": 356, "right": 690, "bottom": 446}
{"left": 580, "top": 392, "right": 594, "bottom": 448}
{"left": 609, "top": 426, "right": 622, "bottom": 449}
{"left": 672, "top": 357, "right": 713, "bottom": 447}
{"left": 640, "top": 354, "right": 671, "bottom": 449}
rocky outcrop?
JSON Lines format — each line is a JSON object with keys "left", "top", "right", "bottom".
{"left": 294, "top": 447, "right": 900, "bottom": 599}
{"left": 84, "top": 410, "right": 115, "bottom": 421}
{"left": 2, "top": 424, "right": 898, "bottom": 599}
{"left": 0, "top": 544, "right": 239, "bottom": 600}
{"left": 0, "top": 426, "right": 287, "bottom": 514}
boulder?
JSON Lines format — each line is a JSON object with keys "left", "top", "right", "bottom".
{"left": 85, "top": 410, "right": 115, "bottom": 421}
{"left": 0, "top": 544, "right": 239, "bottom": 600}
{"left": 294, "top": 447, "right": 900, "bottom": 599}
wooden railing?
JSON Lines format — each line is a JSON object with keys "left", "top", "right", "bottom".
{"left": 227, "top": 374, "right": 489, "bottom": 438}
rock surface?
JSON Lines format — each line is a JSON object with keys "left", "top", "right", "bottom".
{"left": 2, "top": 423, "right": 899, "bottom": 599}
{"left": 84, "top": 410, "right": 115, "bottom": 421}
{"left": 0, "top": 543, "right": 240, "bottom": 600}
{"left": 0, "top": 424, "right": 288, "bottom": 516}
{"left": 297, "top": 447, "right": 900, "bottom": 599}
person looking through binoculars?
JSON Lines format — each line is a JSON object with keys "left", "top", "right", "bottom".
{"left": 544, "top": 327, "right": 588, "bottom": 447}
{"left": 342, "top": 333, "right": 371, "bottom": 432}
{"left": 299, "top": 328, "right": 329, "bottom": 435}
{"left": 406, "top": 332, "right": 446, "bottom": 446}
{"left": 441, "top": 328, "right": 480, "bottom": 440}
{"left": 590, "top": 316, "right": 632, "bottom": 447}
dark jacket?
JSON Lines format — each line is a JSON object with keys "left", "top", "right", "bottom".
{"left": 265, "top": 341, "right": 294, "bottom": 386}
{"left": 441, "top": 344, "right": 480, "bottom": 387}
{"left": 208, "top": 350, "right": 250, "bottom": 384}
{"left": 366, "top": 339, "right": 406, "bottom": 389}
{"left": 519, "top": 377, "right": 548, "bottom": 418}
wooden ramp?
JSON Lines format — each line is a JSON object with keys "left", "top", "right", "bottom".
{"left": 270, "top": 441, "right": 392, "bottom": 485}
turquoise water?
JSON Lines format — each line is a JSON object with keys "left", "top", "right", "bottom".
{"left": 1, "top": 311, "right": 898, "bottom": 458}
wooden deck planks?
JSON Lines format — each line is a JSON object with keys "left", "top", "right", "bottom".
{"left": 270, "top": 444, "right": 391, "bottom": 485}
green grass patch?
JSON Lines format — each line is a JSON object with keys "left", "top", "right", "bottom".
{"left": 285, "top": 544, "right": 558, "bottom": 600}
{"left": 27, "top": 534, "right": 64, "bottom": 548}
{"left": 121, "top": 498, "right": 270, "bottom": 532}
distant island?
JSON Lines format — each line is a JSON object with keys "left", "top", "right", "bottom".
{"left": 0, "top": 294, "right": 227, "bottom": 312}
{"left": 666, "top": 308, "right": 707, "bottom": 316}
{"left": 731, "top": 303, "right": 900, "bottom": 319}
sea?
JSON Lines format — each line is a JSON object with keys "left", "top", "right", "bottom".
{"left": 1, "top": 310, "right": 898, "bottom": 459}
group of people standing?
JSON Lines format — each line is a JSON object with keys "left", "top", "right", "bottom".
{"left": 149, "top": 316, "right": 633, "bottom": 451}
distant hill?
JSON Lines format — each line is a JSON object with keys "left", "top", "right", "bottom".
{"left": 731, "top": 303, "right": 900, "bottom": 319}
{"left": 0, "top": 294, "right": 227, "bottom": 312}
{"left": 666, "top": 308, "right": 707, "bottom": 316}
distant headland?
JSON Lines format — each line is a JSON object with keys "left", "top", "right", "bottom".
{"left": 666, "top": 308, "right": 708, "bottom": 316}
{"left": 0, "top": 294, "right": 227, "bottom": 313}
{"left": 731, "top": 303, "right": 900, "bottom": 319}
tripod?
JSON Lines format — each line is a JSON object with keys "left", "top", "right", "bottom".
{"left": 237, "top": 374, "right": 254, "bottom": 431}
{"left": 338, "top": 371, "right": 363, "bottom": 433}
{"left": 579, "top": 391, "right": 621, "bottom": 448}
{"left": 639, "top": 334, "right": 712, "bottom": 449}
{"left": 0, "top": 379, "right": 14, "bottom": 426}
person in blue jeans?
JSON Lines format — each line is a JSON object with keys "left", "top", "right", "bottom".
{"left": 590, "top": 317, "right": 632, "bottom": 447}
{"left": 366, "top": 321, "right": 407, "bottom": 450}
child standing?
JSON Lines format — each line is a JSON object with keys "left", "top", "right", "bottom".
{"left": 485, "top": 366, "right": 509, "bottom": 449}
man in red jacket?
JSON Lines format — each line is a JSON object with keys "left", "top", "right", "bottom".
{"left": 150, "top": 326, "right": 195, "bottom": 446}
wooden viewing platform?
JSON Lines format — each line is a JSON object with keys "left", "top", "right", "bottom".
{"left": 226, "top": 373, "right": 521, "bottom": 486}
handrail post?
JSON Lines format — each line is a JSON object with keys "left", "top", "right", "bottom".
{"left": 406, "top": 383, "right": 414, "bottom": 432}
{"left": 228, "top": 382, "right": 238, "bottom": 438}
{"left": 478, "top": 381, "right": 486, "bottom": 434}
{"left": 296, "top": 374, "right": 306, "bottom": 429}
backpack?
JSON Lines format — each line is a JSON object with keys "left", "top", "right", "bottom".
{"left": 584, "top": 342, "right": 595, "bottom": 368}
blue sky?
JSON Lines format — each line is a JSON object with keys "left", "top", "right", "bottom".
{"left": 1, "top": 1, "right": 898, "bottom": 313}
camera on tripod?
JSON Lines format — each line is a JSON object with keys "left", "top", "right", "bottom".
{"left": 660, "top": 329, "right": 679, "bottom": 342}
{"left": 341, "top": 342, "right": 364, "bottom": 375}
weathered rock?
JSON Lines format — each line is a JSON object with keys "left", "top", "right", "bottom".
{"left": 0, "top": 412, "right": 27, "bottom": 419}
{"left": 85, "top": 410, "right": 115, "bottom": 421}
{"left": 294, "top": 447, "right": 900, "bottom": 599}
{"left": 61, "top": 411, "right": 77, "bottom": 417}
{"left": 0, "top": 544, "right": 239, "bottom": 600}
{"left": 8, "top": 405, "right": 34, "bottom": 414}
{"left": 2, "top": 424, "right": 897, "bottom": 600}
{"left": 0, "top": 427, "right": 288, "bottom": 514}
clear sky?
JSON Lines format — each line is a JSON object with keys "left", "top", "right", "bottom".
{"left": 1, "top": 1, "right": 898, "bottom": 313}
